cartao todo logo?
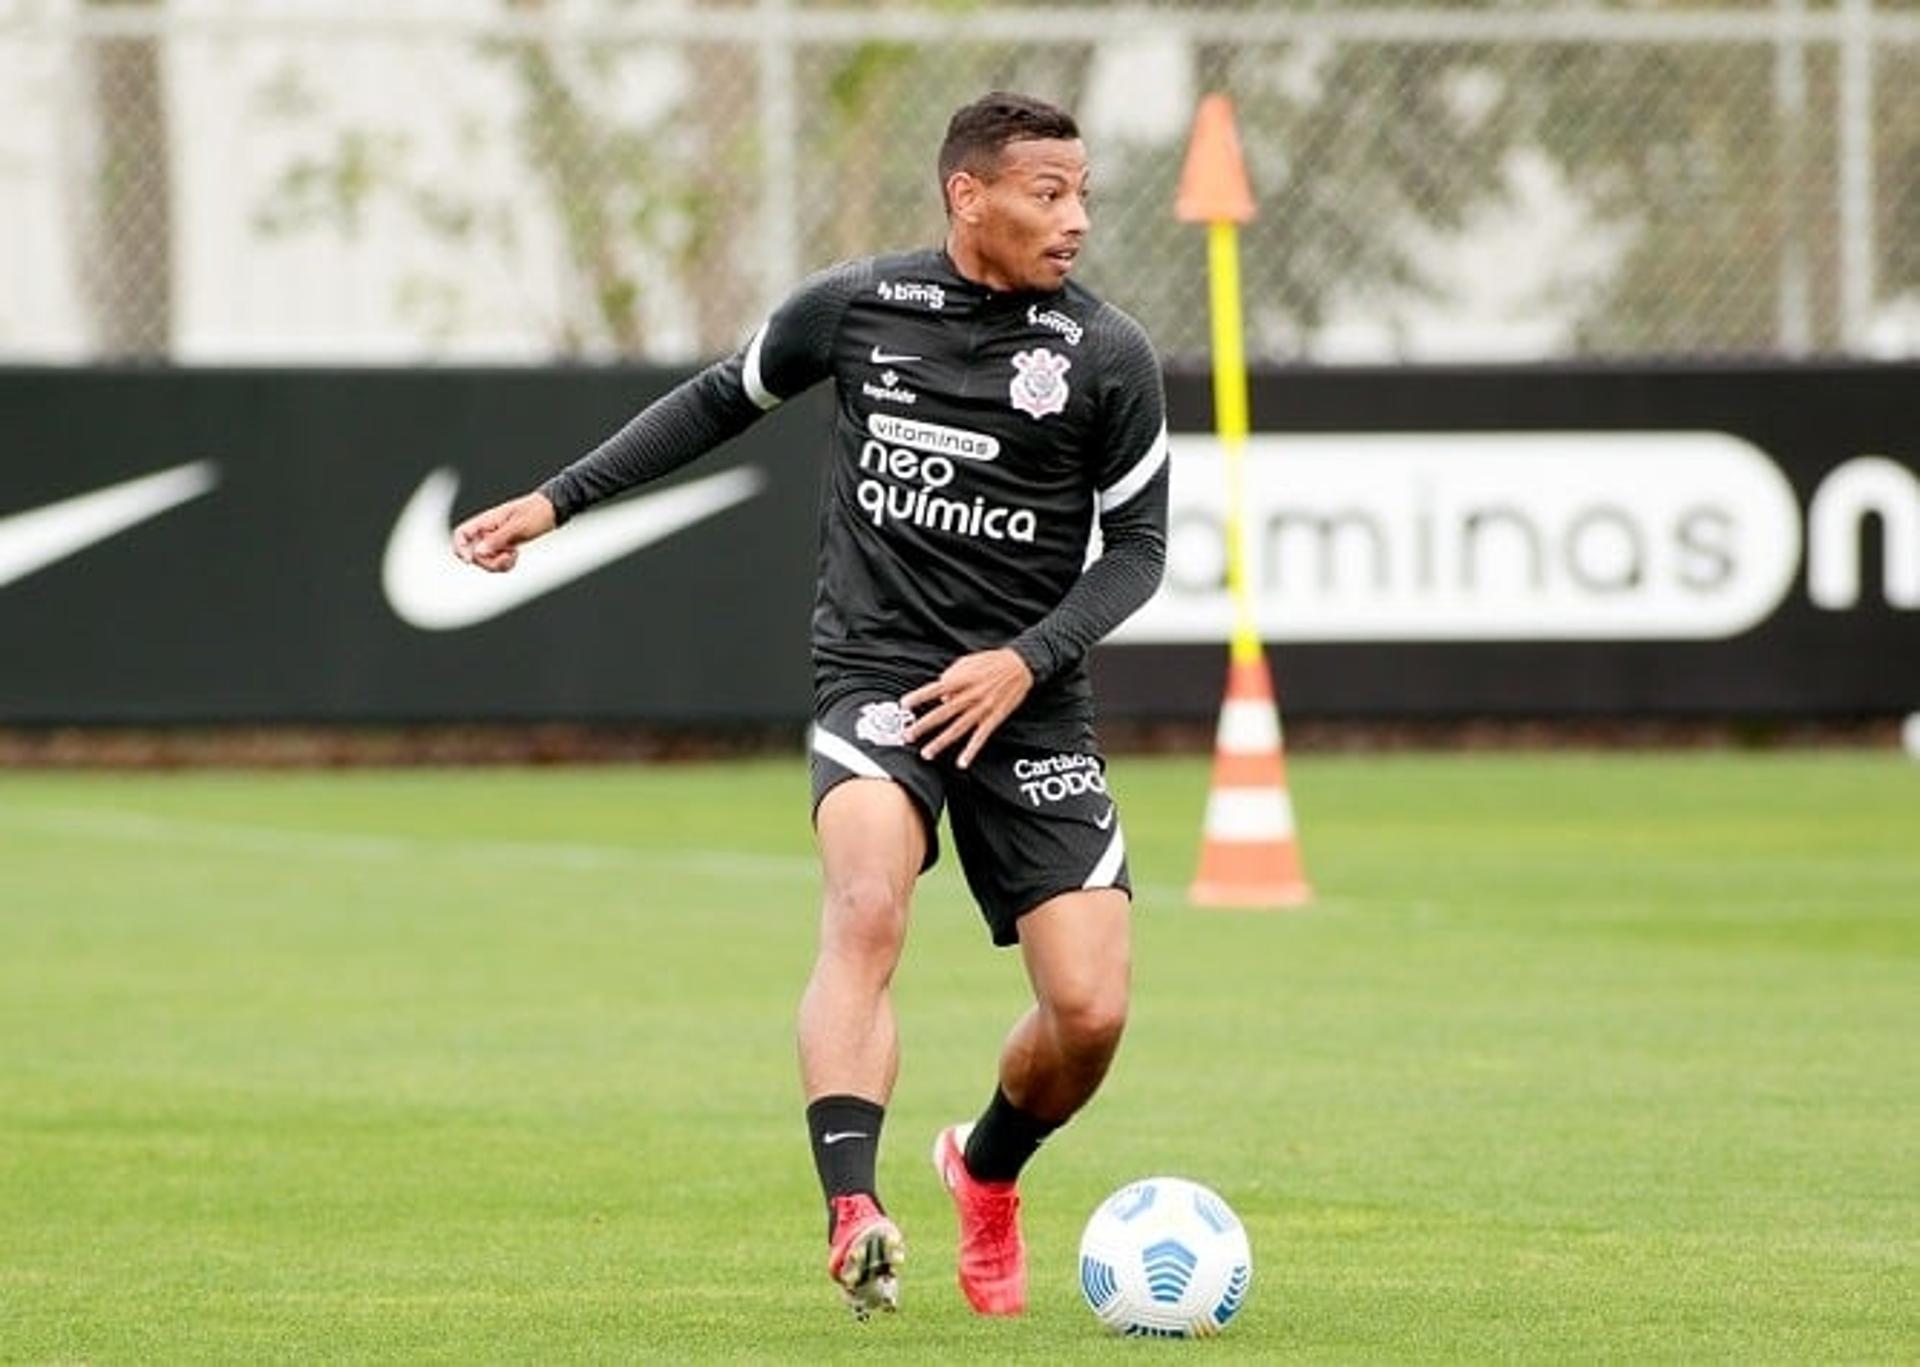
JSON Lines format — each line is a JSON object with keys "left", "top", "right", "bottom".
{"left": 1113, "top": 432, "right": 1918, "bottom": 643}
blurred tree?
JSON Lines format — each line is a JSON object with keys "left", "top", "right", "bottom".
{"left": 255, "top": 0, "right": 731, "bottom": 357}
{"left": 1527, "top": 36, "right": 1803, "bottom": 355}
{"left": 240, "top": 0, "right": 1917, "bottom": 363}
{"left": 1883, "top": 45, "right": 1920, "bottom": 332}
{"left": 497, "top": 0, "right": 649, "bottom": 352}
{"left": 1086, "top": 32, "right": 1524, "bottom": 364}
{"left": 75, "top": 0, "right": 172, "bottom": 357}
{"left": 1098, "top": 0, "right": 1912, "bottom": 361}
{"left": 679, "top": 4, "right": 760, "bottom": 355}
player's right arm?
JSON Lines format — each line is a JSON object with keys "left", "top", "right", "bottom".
{"left": 452, "top": 259, "right": 872, "bottom": 571}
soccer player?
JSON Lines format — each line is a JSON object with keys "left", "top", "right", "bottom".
{"left": 452, "top": 91, "right": 1169, "bottom": 1320}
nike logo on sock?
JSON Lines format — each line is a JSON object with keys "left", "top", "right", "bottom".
{"left": 821, "top": 1131, "right": 870, "bottom": 1145}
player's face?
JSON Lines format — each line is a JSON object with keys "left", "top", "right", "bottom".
{"left": 950, "top": 138, "right": 1091, "bottom": 293}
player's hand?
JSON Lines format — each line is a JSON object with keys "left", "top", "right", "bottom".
{"left": 901, "top": 648, "right": 1035, "bottom": 770}
{"left": 452, "top": 492, "right": 557, "bottom": 573}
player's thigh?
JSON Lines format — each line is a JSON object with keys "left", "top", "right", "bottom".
{"left": 810, "top": 689, "right": 946, "bottom": 955}
{"left": 816, "top": 779, "right": 926, "bottom": 899}
{"left": 810, "top": 689, "right": 945, "bottom": 871}
{"left": 812, "top": 781, "right": 926, "bottom": 961}
{"left": 1018, "top": 887, "right": 1131, "bottom": 1026}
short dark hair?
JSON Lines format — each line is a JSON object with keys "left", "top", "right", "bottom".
{"left": 938, "top": 92, "right": 1080, "bottom": 208}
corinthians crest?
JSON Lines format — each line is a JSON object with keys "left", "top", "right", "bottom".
{"left": 1008, "top": 347, "right": 1071, "bottom": 420}
{"left": 854, "top": 700, "right": 913, "bottom": 747}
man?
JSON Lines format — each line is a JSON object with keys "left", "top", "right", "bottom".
{"left": 452, "top": 91, "right": 1169, "bottom": 1320}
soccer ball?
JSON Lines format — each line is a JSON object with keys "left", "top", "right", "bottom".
{"left": 1077, "top": 1176, "right": 1252, "bottom": 1337}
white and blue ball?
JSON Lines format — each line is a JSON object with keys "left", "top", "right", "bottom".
{"left": 1078, "top": 1176, "right": 1252, "bottom": 1337}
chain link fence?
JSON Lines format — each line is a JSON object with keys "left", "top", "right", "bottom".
{"left": 3, "top": 0, "right": 1918, "bottom": 365}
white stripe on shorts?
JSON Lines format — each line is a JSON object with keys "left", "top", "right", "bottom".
{"left": 1083, "top": 824, "right": 1127, "bottom": 889}
{"left": 810, "top": 725, "right": 887, "bottom": 779}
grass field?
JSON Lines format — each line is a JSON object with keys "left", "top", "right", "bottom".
{"left": 2, "top": 752, "right": 1915, "bottom": 1361}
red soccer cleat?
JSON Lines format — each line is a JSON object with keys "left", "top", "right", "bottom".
{"left": 826, "top": 1192, "right": 904, "bottom": 1319}
{"left": 931, "top": 1122, "right": 1026, "bottom": 1315}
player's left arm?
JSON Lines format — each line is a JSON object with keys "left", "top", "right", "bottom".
{"left": 1007, "top": 307, "right": 1170, "bottom": 683}
{"left": 905, "top": 310, "right": 1169, "bottom": 767}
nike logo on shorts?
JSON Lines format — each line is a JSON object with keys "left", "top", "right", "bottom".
{"left": 869, "top": 346, "right": 921, "bottom": 366}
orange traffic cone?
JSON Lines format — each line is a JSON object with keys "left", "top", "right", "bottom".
{"left": 1189, "top": 653, "right": 1313, "bottom": 907}
{"left": 1175, "top": 93, "right": 1257, "bottom": 226}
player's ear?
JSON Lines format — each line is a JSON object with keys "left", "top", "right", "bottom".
{"left": 947, "top": 170, "right": 985, "bottom": 224}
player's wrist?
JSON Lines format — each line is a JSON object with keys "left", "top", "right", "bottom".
{"left": 535, "top": 478, "right": 576, "bottom": 526}
{"left": 1006, "top": 637, "right": 1053, "bottom": 685}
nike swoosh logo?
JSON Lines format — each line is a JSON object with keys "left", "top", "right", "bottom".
{"left": 869, "top": 346, "right": 922, "bottom": 366}
{"left": 382, "top": 465, "right": 766, "bottom": 631}
{"left": 0, "top": 461, "right": 220, "bottom": 590}
{"left": 1094, "top": 804, "right": 1117, "bottom": 830}
{"left": 822, "top": 1131, "right": 870, "bottom": 1145}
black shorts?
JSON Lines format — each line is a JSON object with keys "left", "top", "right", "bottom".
{"left": 809, "top": 686, "right": 1131, "bottom": 947}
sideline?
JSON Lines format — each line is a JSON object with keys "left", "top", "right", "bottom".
{"left": 0, "top": 803, "right": 819, "bottom": 880}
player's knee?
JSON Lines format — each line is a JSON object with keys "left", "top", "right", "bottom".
{"left": 820, "top": 874, "right": 910, "bottom": 961}
{"left": 1049, "top": 983, "right": 1129, "bottom": 1061}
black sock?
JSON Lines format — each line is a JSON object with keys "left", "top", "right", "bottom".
{"left": 963, "top": 1086, "right": 1062, "bottom": 1183}
{"left": 806, "top": 1094, "right": 885, "bottom": 1230}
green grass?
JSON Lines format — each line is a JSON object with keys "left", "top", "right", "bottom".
{"left": 1, "top": 752, "right": 1915, "bottom": 1361}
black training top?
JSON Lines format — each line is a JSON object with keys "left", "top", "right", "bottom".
{"left": 540, "top": 247, "right": 1170, "bottom": 742}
